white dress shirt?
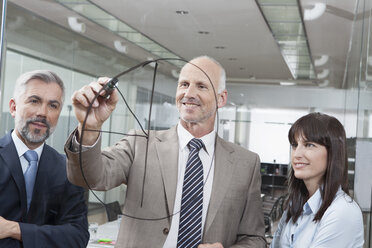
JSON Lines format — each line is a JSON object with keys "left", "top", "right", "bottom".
{"left": 11, "top": 130, "right": 43, "bottom": 173}
{"left": 271, "top": 187, "right": 364, "bottom": 248}
{"left": 163, "top": 123, "right": 216, "bottom": 248}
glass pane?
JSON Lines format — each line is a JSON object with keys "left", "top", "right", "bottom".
{"left": 2, "top": 0, "right": 366, "bottom": 242}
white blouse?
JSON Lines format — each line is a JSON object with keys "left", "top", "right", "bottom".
{"left": 270, "top": 187, "right": 364, "bottom": 248}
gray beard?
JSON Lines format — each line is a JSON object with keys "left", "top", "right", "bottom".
{"left": 15, "top": 116, "right": 54, "bottom": 143}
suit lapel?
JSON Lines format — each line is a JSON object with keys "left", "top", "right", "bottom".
{"left": 204, "top": 136, "right": 234, "bottom": 233}
{"left": 0, "top": 132, "right": 28, "bottom": 216}
{"left": 154, "top": 128, "right": 236, "bottom": 231}
{"left": 154, "top": 126, "right": 179, "bottom": 219}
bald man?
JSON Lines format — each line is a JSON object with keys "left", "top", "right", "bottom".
{"left": 65, "top": 56, "right": 265, "bottom": 247}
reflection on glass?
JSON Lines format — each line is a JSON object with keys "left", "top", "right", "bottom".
{"left": 54, "top": 0, "right": 184, "bottom": 68}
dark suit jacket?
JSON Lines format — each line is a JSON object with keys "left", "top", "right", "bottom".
{"left": 0, "top": 131, "right": 89, "bottom": 248}
{"left": 65, "top": 126, "right": 266, "bottom": 247}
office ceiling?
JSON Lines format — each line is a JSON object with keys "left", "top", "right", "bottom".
{"left": 9, "top": 0, "right": 357, "bottom": 89}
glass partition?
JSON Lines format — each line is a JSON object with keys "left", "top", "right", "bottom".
{"left": 0, "top": 0, "right": 371, "bottom": 246}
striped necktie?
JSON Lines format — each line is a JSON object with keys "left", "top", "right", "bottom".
{"left": 23, "top": 150, "right": 38, "bottom": 211}
{"left": 177, "top": 138, "right": 204, "bottom": 248}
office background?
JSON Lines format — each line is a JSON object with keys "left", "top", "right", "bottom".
{"left": 0, "top": 0, "right": 371, "bottom": 246}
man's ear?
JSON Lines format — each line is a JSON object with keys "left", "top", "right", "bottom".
{"left": 9, "top": 98, "right": 16, "bottom": 118}
{"left": 217, "top": 90, "right": 227, "bottom": 108}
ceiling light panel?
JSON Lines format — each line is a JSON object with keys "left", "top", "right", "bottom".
{"left": 260, "top": 5, "right": 301, "bottom": 22}
{"left": 281, "top": 45, "right": 309, "bottom": 53}
{"left": 285, "top": 54, "right": 311, "bottom": 63}
{"left": 54, "top": 0, "right": 183, "bottom": 67}
{"left": 270, "top": 23, "right": 304, "bottom": 36}
{"left": 256, "top": 0, "right": 316, "bottom": 80}
{"left": 258, "top": 0, "right": 297, "bottom": 3}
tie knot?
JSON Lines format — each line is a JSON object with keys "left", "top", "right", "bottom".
{"left": 24, "top": 150, "right": 38, "bottom": 163}
{"left": 188, "top": 138, "right": 204, "bottom": 152}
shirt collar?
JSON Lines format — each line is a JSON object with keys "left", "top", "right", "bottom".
{"left": 303, "top": 187, "right": 322, "bottom": 215}
{"left": 177, "top": 122, "right": 216, "bottom": 155}
{"left": 303, "top": 186, "right": 345, "bottom": 216}
{"left": 11, "top": 130, "right": 44, "bottom": 160}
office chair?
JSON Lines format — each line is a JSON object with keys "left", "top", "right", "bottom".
{"left": 264, "top": 194, "right": 287, "bottom": 237}
{"left": 105, "top": 201, "right": 123, "bottom": 222}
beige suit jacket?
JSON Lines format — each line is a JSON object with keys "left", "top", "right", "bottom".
{"left": 65, "top": 126, "right": 266, "bottom": 247}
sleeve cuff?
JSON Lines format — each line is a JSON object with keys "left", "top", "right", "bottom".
{"left": 71, "top": 131, "right": 101, "bottom": 152}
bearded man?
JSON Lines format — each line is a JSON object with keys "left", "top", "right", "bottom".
{"left": 0, "top": 70, "right": 89, "bottom": 248}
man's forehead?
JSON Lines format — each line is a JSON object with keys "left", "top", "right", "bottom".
{"left": 23, "top": 81, "right": 63, "bottom": 101}
{"left": 184, "top": 58, "right": 219, "bottom": 71}
{"left": 179, "top": 62, "right": 218, "bottom": 81}
{"left": 178, "top": 70, "right": 211, "bottom": 81}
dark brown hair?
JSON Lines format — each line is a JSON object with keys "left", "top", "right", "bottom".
{"left": 285, "top": 112, "right": 349, "bottom": 223}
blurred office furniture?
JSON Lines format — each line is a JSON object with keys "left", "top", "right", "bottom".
{"left": 263, "top": 194, "right": 286, "bottom": 238}
{"left": 261, "top": 162, "right": 288, "bottom": 199}
{"left": 346, "top": 138, "right": 356, "bottom": 191}
{"left": 105, "top": 201, "right": 123, "bottom": 222}
{"left": 87, "top": 219, "right": 120, "bottom": 248}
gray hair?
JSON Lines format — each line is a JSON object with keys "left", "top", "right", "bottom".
{"left": 13, "top": 70, "right": 65, "bottom": 103}
{"left": 189, "top": 55, "right": 226, "bottom": 93}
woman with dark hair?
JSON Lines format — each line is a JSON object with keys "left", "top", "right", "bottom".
{"left": 271, "top": 113, "right": 364, "bottom": 247}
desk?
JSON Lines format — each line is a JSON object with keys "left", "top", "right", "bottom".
{"left": 87, "top": 220, "right": 119, "bottom": 248}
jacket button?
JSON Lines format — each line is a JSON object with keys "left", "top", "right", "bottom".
{"left": 163, "top": 228, "right": 169, "bottom": 235}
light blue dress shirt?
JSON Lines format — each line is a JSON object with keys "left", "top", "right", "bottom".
{"left": 271, "top": 187, "right": 364, "bottom": 248}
